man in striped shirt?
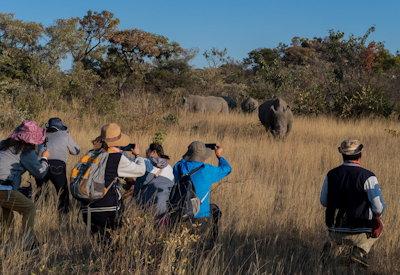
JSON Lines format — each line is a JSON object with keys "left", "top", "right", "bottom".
{"left": 320, "top": 139, "right": 385, "bottom": 267}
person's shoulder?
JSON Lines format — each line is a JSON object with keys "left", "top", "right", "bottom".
{"left": 164, "top": 164, "right": 174, "bottom": 173}
{"left": 359, "top": 166, "right": 376, "bottom": 178}
{"left": 327, "top": 165, "right": 342, "bottom": 175}
{"left": 173, "top": 159, "right": 184, "bottom": 168}
{"left": 202, "top": 162, "right": 216, "bottom": 170}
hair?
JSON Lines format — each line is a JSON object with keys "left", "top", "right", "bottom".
{"left": 91, "top": 136, "right": 108, "bottom": 150}
{"left": 148, "top": 143, "right": 170, "bottom": 160}
{"left": 342, "top": 152, "right": 362, "bottom": 161}
{"left": 0, "top": 138, "right": 35, "bottom": 154}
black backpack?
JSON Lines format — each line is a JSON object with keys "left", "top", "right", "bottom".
{"left": 168, "top": 164, "right": 205, "bottom": 223}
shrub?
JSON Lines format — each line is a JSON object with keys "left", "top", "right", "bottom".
{"left": 332, "top": 86, "right": 393, "bottom": 118}
{"left": 292, "top": 87, "right": 327, "bottom": 115}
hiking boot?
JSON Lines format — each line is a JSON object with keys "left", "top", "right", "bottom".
{"left": 350, "top": 247, "right": 369, "bottom": 268}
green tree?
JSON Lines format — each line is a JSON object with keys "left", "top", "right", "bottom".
{"left": 107, "top": 28, "right": 183, "bottom": 95}
{"left": 46, "top": 10, "right": 119, "bottom": 66}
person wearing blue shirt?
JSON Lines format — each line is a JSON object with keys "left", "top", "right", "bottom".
{"left": 173, "top": 141, "right": 232, "bottom": 250}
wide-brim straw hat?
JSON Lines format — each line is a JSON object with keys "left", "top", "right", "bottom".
{"left": 338, "top": 139, "right": 364, "bottom": 156}
{"left": 9, "top": 120, "right": 46, "bottom": 145}
{"left": 183, "top": 141, "right": 213, "bottom": 162}
{"left": 100, "top": 123, "right": 130, "bottom": 147}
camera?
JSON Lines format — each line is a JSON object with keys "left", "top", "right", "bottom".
{"left": 205, "top": 143, "right": 217, "bottom": 150}
{"left": 119, "top": 143, "right": 136, "bottom": 151}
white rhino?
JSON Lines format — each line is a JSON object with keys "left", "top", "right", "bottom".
{"left": 258, "top": 98, "right": 293, "bottom": 138}
{"left": 183, "top": 95, "right": 229, "bottom": 113}
{"left": 241, "top": 97, "right": 259, "bottom": 113}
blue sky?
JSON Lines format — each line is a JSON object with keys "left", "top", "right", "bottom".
{"left": 1, "top": 0, "right": 399, "bottom": 67}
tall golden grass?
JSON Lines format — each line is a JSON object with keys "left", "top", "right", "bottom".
{"left": 1, "top": 110, "right": 399, "bottom": 274}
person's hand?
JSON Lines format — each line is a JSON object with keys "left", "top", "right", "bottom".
{"left": 41, "top": 150, "right": 50, "bottom": 159}
{"left": 215, "top": 145, "right": 223, "bottom": 158}
{"left": 131, "top": 144, "right": 140, "bottom": 157}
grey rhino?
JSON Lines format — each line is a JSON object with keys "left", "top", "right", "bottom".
{"left": 258, "top": 98, "right": 293, "bottom": 138}
{"left": 241, "top": 97, "right": 259, "bottom": 113}
{"left": 183, "top": 95, "right": 229, "bottom": 113}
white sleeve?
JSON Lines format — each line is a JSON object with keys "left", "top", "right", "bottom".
{"left": 117, "top": 155, "right": 146, "bottom": 178}
{"left": 364, "top": 176, "right": 385, "bottom": 215}
{"left": 320, "top": 176, "right": 328, "bottom": 207}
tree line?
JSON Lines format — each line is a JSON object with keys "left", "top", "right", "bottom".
{"left": 1, "top": 10, "right": 399, "bottom": 122}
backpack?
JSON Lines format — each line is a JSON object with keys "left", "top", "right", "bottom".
{"left": 70, "top": 149, "right": 116, "bottom": 202}
{"left": 168, "top": 164, "right": 206, "bottom": 222}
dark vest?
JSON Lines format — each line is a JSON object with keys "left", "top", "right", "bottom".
{"left": 326, "top": 163, "right": 374, "bottom": 229}
{"left": 86, "top": 153, "right": 122, "bottom": 208}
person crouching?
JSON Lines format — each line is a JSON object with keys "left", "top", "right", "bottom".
{"left": 0, "top": 121, "right": 50, "bottom": 250}
{"left": 320, "top": 139, "right": 386, "bottom": 267}
{"left": 79, "top": 123, "right": 146, "bottom": 244}
{"left": 133, "top": 143, "right": 174, "bottom": 224}
{"left": 173, "top": 141, "right": 232, "bottom": 251}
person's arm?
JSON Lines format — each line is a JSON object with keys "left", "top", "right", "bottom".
{"left": 67, "top": 134, "right": 80, "bottom": 155}
{"left": 320, "top": 176, "right": 328, "bottom": 207}
{"left": 20, "top": 150, "right": 49, "bottom": 180}
{"left": 207, "top": 157, "right": 232, "bottom": 184}
{"left": 364, "top": 176, "right": 386, "bottom": 215}
{"left": 117, "top": 155, "right": 146, "bottom": 178}
{"left": 37, "top": 144, "right": 45, "bottom": 155}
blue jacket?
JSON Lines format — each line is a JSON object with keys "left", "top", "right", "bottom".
{"left": 173, "top": 157, "right": 232, "bottom": 218}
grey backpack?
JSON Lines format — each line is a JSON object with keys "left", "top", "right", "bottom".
{"left": 70, "top": 150, "right": 116, "bottom": 202}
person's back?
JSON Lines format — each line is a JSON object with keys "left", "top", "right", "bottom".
{"left": 35, "top": 117, "right": 80, "bottom": 215}
{"left": 134, "top": 143, "right": 174, "bottom": 217}
{"left": 173, "top": 158, "right": 231, "bottom": 218}
{"left": 325, "top": 163, "right": 377, "bottom": 230}
{"left": 77, "top": 123, "right": 146, "bottom": 244}
{"left": 134, "top": 158, "right": 174, "bottom": 215}
{"left": 0, "top": 146, "right": 25, "bottom": 186}
{"left": 320, "top": 139, "right": 385, "bottom": 267}
{"left": 172, "top": 141, "right": 232, "bottom": 250}
{"left": 45, "top": 130, "right": 80, "bottom": 162}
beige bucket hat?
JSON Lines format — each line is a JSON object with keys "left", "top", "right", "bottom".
{"left": 100, "top": 123, "right": 130, "bottom": 147}
{"left": 338, "top": 139, "right": 364, "bottom": 156}
{"left": 183, "top": 141, "right": 213, "bottom": 162}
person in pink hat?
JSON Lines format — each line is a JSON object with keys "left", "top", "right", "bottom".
{"left": 0, "top": 120, "right": 50, "bottom": 250}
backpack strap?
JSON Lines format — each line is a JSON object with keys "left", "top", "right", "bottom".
{"left": 200, "top": 191, "right": 209, "bottom": 203}
{"left": 142, "top": 167, "right": 163, "bottom": 187}
{"left": 185, "top": 164, "right": 205, "bottom": 177}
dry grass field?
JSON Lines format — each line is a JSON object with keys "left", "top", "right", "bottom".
{"left": 1, "top": 110, "right": 399, "bottom": 274}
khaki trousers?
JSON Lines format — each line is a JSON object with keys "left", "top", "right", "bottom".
{"left": 0, "top": 190, "right": 36, "bottom": 237}
{"left": 329, "top": 231, "right": 378, "bottom": 253}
